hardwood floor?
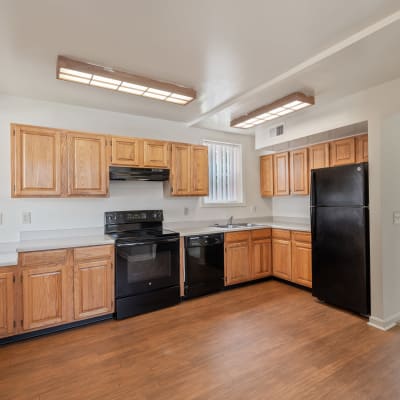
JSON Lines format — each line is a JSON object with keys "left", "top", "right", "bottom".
{"left": 1, "top": 280, "right": 400, "bottom": 400}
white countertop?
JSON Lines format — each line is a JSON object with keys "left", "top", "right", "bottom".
{"left": 16, "top": 235, "right": 115, "bottom": 253}
{"left": 0, "top": 252, "right": 18, "bottom": 267}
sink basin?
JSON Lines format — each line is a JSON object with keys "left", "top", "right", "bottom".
{"left": 210, "top": 223, "right": 265, "bottom": 229}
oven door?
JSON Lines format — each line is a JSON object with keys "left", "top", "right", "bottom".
{"left": 115, "top": 237, "right": 180, "bottom": 298}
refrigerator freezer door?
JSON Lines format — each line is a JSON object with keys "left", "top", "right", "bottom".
{"left": 311, "top": 206, "right": 370, "bottom": 315}
{"left": 311, "top": 163, "right": 368, "bottom": 207}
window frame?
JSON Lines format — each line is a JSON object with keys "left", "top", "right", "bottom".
{"left": 201, "top": 139, "right": 245, "bottom": 208}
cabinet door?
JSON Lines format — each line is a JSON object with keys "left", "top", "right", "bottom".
{"left": 273, "top": 152, "right": 290, "bottom": 196}
{"left": 170, "top": 144, "right": 191, "bottom": 195}
{"left": 292, "top": 241, "right": 312, "bottom": 288}
{"left": 309, "top": 143, "right": 329, "bottom": 170}
{"left": 111, "top": 136, "right": 142, "bottom": 166}
{"left": 260, "top": 155, "right": 274, "bottom": 197}
{"left": 0, "top": 271, "right": 15, "bottom": 338}
{"left": 251, "top": 239, "right": 272, "bottom": 279}
{"left": 225, "top": 241, "right": 251, "bottom": 286}
{"left": 329, "top": 137, "right": 355, "bottom": 167}
{"left": 143, "top": 140, "right": 169, "bottom": 168}
{"left": 11, "top": 124, "right": 63, "bottom": 197}
{"left": 67, "top": 132, "right": 108, "bottom": 196}
{"left": 21, "top": 264, "right": 70, "bottom": 331}
{"left": 272, "top": 239, "right": 292, "bottom": 281}
{"left": 290, "top": 148, "right": 309, "bottom": 195}
{"left": 191, "top": 145, "right": 209, "bottom": 195}
{"left": 355, "top": 134, "right": 368, "bottom": 163}
{"left": 74, "top": 259, "right": 114, "bottom": 320}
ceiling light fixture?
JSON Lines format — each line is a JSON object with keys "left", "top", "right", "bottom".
{"left": 231, "top": 92, "right": 315, "bottom": 129}
{"left": 57, "top": 56, "right": 196, "bottom": 105}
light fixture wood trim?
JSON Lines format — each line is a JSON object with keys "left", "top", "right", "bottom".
{"left": 57, "top": 55, "right": 196, "bottom": 102}
{"left": 231, "top": 92, "right": 315, "bottom": 127}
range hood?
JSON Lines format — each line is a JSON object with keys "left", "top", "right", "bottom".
{"left": 109, "top": 166, "right": 169, "bottom": 181}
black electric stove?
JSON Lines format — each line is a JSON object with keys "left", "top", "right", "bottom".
{"left": 105, "top": 210, "right": 180, "bottom": 319}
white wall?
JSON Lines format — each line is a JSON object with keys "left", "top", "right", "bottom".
{"left": 256, "top": 77, "right": 400, "bottom": 329}
{"left": 271, "top": 196, "right": 310, "bottom": 218}
{"left": 0, "top": 94, "right": 272, "bottom": 242}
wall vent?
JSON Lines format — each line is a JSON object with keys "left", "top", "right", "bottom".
{"left": 269, "top": 124, "right": 285, "bottom": 138}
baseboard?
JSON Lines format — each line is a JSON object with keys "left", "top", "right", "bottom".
{"left": 368, "top": 312, "right": 400, "bottom": 331}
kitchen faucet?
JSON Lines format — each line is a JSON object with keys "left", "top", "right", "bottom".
{"left": 227, "top": 216, "right": 233, "bottom": 225}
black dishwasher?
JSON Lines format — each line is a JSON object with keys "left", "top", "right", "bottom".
{"left": 184, "top": 233, "right": 224, "bottom": 298}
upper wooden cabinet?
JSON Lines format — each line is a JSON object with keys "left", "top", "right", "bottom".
{"left": 309, "top": 143, "right": 329, "bottom": 171}
{"left": 110, "top": 136, "right": 142, "bottom": 167}
{"left": 290, "top": 148, "right": 309, "bottom": 195}
{"left": 143, "top": 140, "right": 169, "bottom": 168}
{"left": 67, "top": 132, "right": 108, "bottom": 196}
{"left": 273, "top": 152, "right": 290, "bottom": 196}
{"left": 0, "top": 269, "right": 16, "bottom": 338}
{"left": 260, "top": 155, "right": 274, "bottom": 197}
{"left": 11, "top": 124, "right": 63, "bottom": 197}
{"left": 170, "top": 144, "right": 209, "bottom": 196}
{"left": 356, "top": 134, "right": 368, "bottom": 163}
{"left": 329, "top": 137, "right": 356, "bottom": 167}
{"left": 191, "top": 146, "right": 209, "bottom": 195}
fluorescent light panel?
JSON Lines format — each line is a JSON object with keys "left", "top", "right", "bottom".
{"left": 57, "top": 56, "right": 196, "bottom": 105}
{"left": 231, "top": 92, "right": 314, "bottom": 128}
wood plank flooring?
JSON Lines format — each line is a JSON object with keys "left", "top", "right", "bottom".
{"left": 1, "top": 280, "right": 400, "bottom": 400}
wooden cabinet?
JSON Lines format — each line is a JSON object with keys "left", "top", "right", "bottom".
{"left": 260, "top": 155, "right": 274, "bottom": 197}
{"left": 170, "top": 144, "right": 209, "bottom": 196}
{"left": 67, "top": 132, "right": 108, "bottom": 196}
{"left": 272, "top": 229, "right": 292, "bottom": 281}
{"left": 225, "top": 231, "right": 251, "bottom": 286}
{"left": 20, "top": 249, "right": 72, "bottom": 331}
{"left": 291, "top": 232, "right": 312, "bottom": 288}
{"left": 11, "top": 124, "right": 63, "bottom": 197}
{"left": 330, "top": 137, "right": 355, "bottom": 167}
{"left": 143, "top": 140, "right": 169, "bottom": 168}
{"left": 0, "top": 269, "right": 16, "bottom": 338}
{"left": 73, "top": 246, "right": 114, "bottom": 320}
{"left": 251, "top": 229, "right": 272, "bottom": 279}
{"left": 273, "top": 152, "right": 290, "bottom": 196}
{"left": 356, "top": 134, "right": 368, "bottom": 163}
{"left": 191, "top": 145, "right": 209, "bottom": 196}
{"left": 309, "top": 143, "right": 329, "bottom": 171}
{"left": 290, "top": 148, "right": 309, "bottom": 195}
{"left": 110, "top": 136, "right": 142, "bottom": 166}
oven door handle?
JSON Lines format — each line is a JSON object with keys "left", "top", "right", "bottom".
{"left": 116, "top": 237, "right": 180, "bottom": 247}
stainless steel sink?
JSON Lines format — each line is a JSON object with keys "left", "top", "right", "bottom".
{"left": 210, "top": 223, "right": 265, "bottom": 229}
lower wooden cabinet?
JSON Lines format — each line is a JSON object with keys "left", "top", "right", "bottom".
{"left": 0, "top": 269, "right": 16, "bottom": 338}
{"left": 73, "top": 246, "right": 114, "bottom": 320}
{"left": 292, "top": 240, "right": 312, "bottom": 288}
{"left": 225, "top": 231, "right": 251, "bottom": 286}
{"left": 0, "top": 245, "right": 115, "bottom": 339}
{"left": 272, "top": 234, "right": 292, "bottom": 281}
{"left": 251, "top": 229, "right": 272, "bottom": 279}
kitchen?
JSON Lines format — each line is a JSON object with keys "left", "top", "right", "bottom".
{"left": 2, "top": 1, "right": 400, "bottom": 399}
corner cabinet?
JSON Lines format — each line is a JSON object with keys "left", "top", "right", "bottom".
{"left": 67, "top": 132, "right": 108, "bottom": 196}
{"left": 356, "top": 134, "right": 368, "bottom": 163}
{"left": 11, "top": 125, "right": 63, "bottom": 197}
{"left": 170, "top": 144, "right": 209, "bottom": 196}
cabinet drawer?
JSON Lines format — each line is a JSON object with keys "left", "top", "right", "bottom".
{"left": 272, "top": 229, "right": 291, "bottom": 240}
{"left": 292, "top": 231, "right": 311, "bottom": 243}
{"left": 251, "top": 228, "right": 271, "bottom": 240}
{"left": 74, "top": 245, "right": 114, "bottom": 262}
{"left": 225, "top": 231, "right": 250, "bottom": 243}
{"left": 19, "top": 249, "right": 68, "bottom": 267}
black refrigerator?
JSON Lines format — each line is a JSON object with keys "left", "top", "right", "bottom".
{"left": 311, "top": 162, "right": 370, "bottom": 315}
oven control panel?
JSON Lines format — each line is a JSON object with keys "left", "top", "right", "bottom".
{"left": 105, "top": 210, "right": 163, "bottom": 225}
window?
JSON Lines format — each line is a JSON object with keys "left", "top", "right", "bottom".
{"left": 203, "top": 140, "right": 243, "bottom": 205}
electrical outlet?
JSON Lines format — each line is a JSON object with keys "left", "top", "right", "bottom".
{"left": 184, "top": 207, "right": 189, "bottom": 216}
{"left": 250, "top": 205, "right": 256, "bottom": 214}
{"left": 22, "top": 211, "right": 31, "bottom": 224}
{"left": 394, "top": 212, "right": 400, "bottom": 225}
{"left": 0, "top": 213, "right": 3, "bottom": 225}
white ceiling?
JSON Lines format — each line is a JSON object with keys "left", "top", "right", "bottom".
{"left": 1, "top": 0, "right": 400, "bottom": 134}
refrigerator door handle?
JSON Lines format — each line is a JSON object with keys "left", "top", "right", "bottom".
{"left": 310, "top": 170, "right": 316, "bottom": 206}
{"left": 311, "top": 207, "right": 316, "bottom": 240}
